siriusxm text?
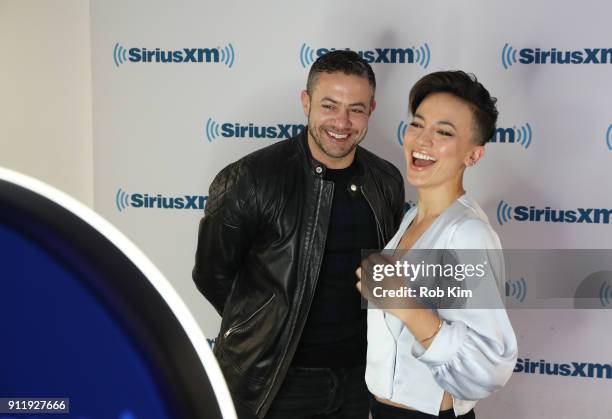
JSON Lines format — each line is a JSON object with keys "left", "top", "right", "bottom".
{"left": 222, "top": 123, "right": 305, "bottom": 139}
{"left": 131, "top": 194, "right": 206, "bottom": 210}
{"left": 519, "top": 48, "right": 612, "bottom": 64}
{"left": 128, "top": 48, "right": 220, "bottom": 63}
{"left": 515, "top": 358, "right": 611, "bottom": 379}
{"left": 316, "top": 47, "right": 417, "bottom": 64}
{"left": 513, "top": 206, "right": 612, "bottom": 224}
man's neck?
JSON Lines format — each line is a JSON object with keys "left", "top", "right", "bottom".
{"left": 307, "top": 134, "right": 356, "bottom": 169}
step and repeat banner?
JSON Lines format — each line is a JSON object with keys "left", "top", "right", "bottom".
{"left": 91, "top": 1, "right": 612, "bottom": 417}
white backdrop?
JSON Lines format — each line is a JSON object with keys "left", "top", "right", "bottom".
{"left": 91, "top": 1, "right": 612, "bottom": 417}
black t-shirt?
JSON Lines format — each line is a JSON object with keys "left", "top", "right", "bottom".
{"left": 291, "top": 160, "right": 379, "bottom": 367}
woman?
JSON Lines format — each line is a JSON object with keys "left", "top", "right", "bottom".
{"left": 357, "top": 71, "right": 518, "bottom": 418}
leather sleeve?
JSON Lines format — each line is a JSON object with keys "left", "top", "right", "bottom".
{"left": 391, "top": 167, "right": 406, "bottom": 230}
{"left": 192, "top": 160, "right": 258, "bottom": 315}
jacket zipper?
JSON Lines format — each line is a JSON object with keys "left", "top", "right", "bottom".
{"left": 223, "top": 294, "right": 276, "bottom": 339}
{"left": 257, "top": 178, "right": 331, "bottom": 415}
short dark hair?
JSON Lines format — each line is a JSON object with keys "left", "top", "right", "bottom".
{"left": 306, "top": 50, "right": 376, "bottom": 98}
{"left": 409, "top": 71, "right": 498, "bottom": 145}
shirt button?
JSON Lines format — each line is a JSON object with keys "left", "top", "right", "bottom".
{"left": 350, "top": 184, "right": 357, "bottom": 192}
{"left": 315, "top": 166, "right": 323, "bottom": 174}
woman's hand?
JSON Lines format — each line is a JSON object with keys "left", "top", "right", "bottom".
{"left": 356, "top": 251, "right": 443, "bottom": 348}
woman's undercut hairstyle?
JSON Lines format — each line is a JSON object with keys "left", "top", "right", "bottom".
{"left": 409, "top": 71, "right": 498, "bottom": 145}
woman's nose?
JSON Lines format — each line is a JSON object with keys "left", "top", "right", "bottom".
{"left": 414, "top": 128, "right": 433, "bottom": 147}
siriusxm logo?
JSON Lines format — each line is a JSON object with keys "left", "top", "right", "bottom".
{"left": 505, "top": 277, "right": 527, "bottom": 303}
{"left": 113, "top": 42, "right": 235, "bottom": 68}
{"left": 397, "top": 120, "right": 409, "bottom": 146}
{"left": 601, "top": 281, "right": 612, "bottom": 308}
{"left": 606, "top": 124, "right": 612, "bottom": 151}
{"left": 490, "top": 123, "right": 533, "bottom": 149}
{"left": 299, "top": 43, "right": 430, "bottom": 69}
{"left": 574, "top": 271, "right": 612, "bottom": 309}
{"left": 515, "top": 357, "right": 611, "bottom": 379}
{"left": 204, "top": 118, "right": 304, "bottom": 142}
{"left": 497, "top": 201, "right": 612, "bottom": 225}
{"left": 116, "top": 188, "right": 207, "bottom": 212}
{"left": 502, "top": 43, "right": 612, "bottom": 69}
{"left": 395, "top": 120, "right": 533, "bottom": 149}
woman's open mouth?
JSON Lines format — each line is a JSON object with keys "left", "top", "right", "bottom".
{"left": 411, "top": 151, "right": 437, "bottom": 169}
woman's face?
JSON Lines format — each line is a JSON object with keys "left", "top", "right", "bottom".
{"left": 403, "top": 92, "right": 484, "bottom": 190}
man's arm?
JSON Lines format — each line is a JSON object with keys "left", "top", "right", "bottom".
{"left": 192, "top": 160, "right": 258, "bottom": 315}
{"left": 391, "top": 168, "right": 406, "bottom": 229}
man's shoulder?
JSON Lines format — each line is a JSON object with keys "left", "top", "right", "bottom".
{"left": 232, "top": 136, "right": 302, "bottom": 172}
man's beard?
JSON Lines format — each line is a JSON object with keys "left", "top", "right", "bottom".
{"left": 308, "top": 123, "right": 365, "bottom": 160}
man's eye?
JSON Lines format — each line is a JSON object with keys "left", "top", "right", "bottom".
{"left": 351, "top": 109, "right": 365, "bottom": 114}
{"left": 322, "top": 104, "right": 334, "bottom": 110}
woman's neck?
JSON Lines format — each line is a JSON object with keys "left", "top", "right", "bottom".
{"left": 415, "top": 184, "right": 465, "bottom": 223}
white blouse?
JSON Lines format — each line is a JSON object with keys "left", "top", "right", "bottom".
{"left": 366, "top": 194, "right": 518, "bottom": 416}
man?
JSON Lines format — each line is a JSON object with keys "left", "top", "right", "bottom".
{"left": 193, "top": 50, "right": 405, "bottom": 419}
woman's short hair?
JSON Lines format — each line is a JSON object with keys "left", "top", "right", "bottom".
{"left": 409, "top": 71, "right": 498, "bottom": 145}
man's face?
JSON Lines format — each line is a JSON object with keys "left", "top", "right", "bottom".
{"left": 301, "top": 72, "right": 375, "bottom": 169}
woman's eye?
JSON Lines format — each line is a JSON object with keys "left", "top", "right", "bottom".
{"left": 438, "top": 130, "right": 453, "bottom": 136}
{"left": 410, "top": 122, "right": 422, "bottom": 128}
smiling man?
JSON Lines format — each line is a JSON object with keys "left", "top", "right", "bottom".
{"left": 193, "top": 50, "right": 405, "bottom": 419}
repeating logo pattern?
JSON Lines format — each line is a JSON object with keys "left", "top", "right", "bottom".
{"left": 600, "top": 281, "right": 612, "bottom": 308}
{"left": 497, "top": 200, "right": 513, "bottom": 225}
{"left": 113, "top": 43, "right": 128, "bottom": 67}
{"left": 205, "top": 118, "right": 221, "bottom": 142}
{"left": 397, "top": 120, "right": 409, "bottom": 145}
{"left": 219, "top": 43, "right": 236, "bottom": 68}
{"left": 505, "top": 277, "right": 528, "bottom": 303}
{"left": 204, "top": 118, "right": 304, "bottom": 141}
{"left": 116, "top": 188, "right": 130, "bottom": 212}
{"left": 115, "top": 189, "right": 207, "bottom": 212}
{"left": 113, "top": 42, "right": 235, "bottom": 68}
{"left": 496, "top": 200, "right": 612, "bottom": 225}
{"left": 502, "top": 43, "right": 612, "bottom": 69}
{"left": 501, "top": 43, "right": 518, "bottom": 69}
{"left": 299, "top": 43, "right": 430, "bottom": 68}
{"left": 515, "top": 357, "right": 612, "bottom": 379}
{"left": 299, "top": 43, "right": 316, "bottom": 68}
{"left": 490, "top": 123, "right": 533, "bottom": 149}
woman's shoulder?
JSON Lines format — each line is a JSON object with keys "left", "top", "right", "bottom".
{"left": 445, "top": 196, "right": 502, "bottom": 249}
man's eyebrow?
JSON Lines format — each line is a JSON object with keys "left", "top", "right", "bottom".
{"left": 320, "top": 97, "right": 339, "bottom": 104}
{"left": 320, "top": 97, "right": 367, "bottom": 108}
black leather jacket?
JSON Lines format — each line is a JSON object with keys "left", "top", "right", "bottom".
{"left": 193, "top": 129, "right": 405, "bottom": 417}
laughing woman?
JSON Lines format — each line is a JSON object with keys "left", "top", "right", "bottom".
{"left": 357, "top": 71, "right": 517, "bottom": 419}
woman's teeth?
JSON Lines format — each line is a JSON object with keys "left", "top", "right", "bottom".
{"left": 412, "top": 151, "right": 437, "bottom": 161}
